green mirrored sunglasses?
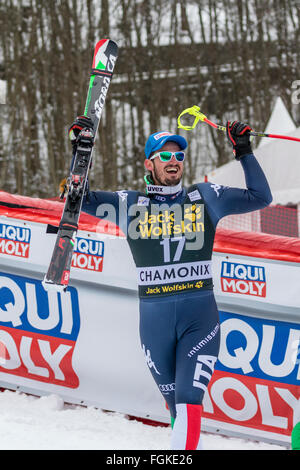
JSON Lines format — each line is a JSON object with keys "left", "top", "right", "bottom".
{"left": 149, "top": 151, "right": 185, "bottom": 162}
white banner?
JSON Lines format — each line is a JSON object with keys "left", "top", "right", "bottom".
{"left": 213, "top": 252, "right": 300, "bottom": 310}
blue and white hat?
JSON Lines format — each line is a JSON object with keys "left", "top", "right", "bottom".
{"left": 144, "top": 131, "right": 188, "bottom": 159}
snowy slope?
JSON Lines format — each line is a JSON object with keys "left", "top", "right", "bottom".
{"left": 0, "top": 390, "right": 286, "bottom": 451}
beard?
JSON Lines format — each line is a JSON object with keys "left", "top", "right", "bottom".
{"left": 152, "top": 165, "right": 182, "bottom": 186}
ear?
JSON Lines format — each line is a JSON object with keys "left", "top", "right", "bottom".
{"left": 144, "top": 159, "right": 153, "bottom": 172}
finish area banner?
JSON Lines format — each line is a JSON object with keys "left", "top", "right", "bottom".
{"left": 203, "top": 312, "right": 300, "bottom": 444}
{"left": 0, "top": 191, "right": 300, "bottom": 447}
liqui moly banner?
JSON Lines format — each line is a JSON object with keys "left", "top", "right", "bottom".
{"left": 0, "top": 222, "right": 31, "bottom": 258}
{"left": 213, "top": 256, "right": 300, "bottom": 310}
{"left": 0, "top": 191, "right": 300, "bottom": 447}
{"left": 71, "top": 237, "right": 104, "bottom": 272}
{"left": 202, "top": 312, "right": 300, "bottom": 444}
{"left": 0, "top": 272, "right": 80, "bottom": 388}
{"left": 220, "top": 261, "right": 266, "bottom": 297}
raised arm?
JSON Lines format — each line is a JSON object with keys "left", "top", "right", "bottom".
{"left": 198, "top": 121, "right": 272, "bottom": 227}
{"left": 67, "top": 115, "right": 121, "bottom": 217}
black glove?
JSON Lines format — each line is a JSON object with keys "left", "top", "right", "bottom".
{"left": 226, "top": 121, "right": 253, "bottom": 160}
{"left": 68, "top": 115, "right": 94, "bottom": 146}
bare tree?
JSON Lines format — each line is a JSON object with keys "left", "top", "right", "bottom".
{"left": 0, "top": 0, "right": 299, "bottom": 196}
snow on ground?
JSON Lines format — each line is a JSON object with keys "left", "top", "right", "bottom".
{"left": 0, "top": 390, "right": 287, "bottom": 451}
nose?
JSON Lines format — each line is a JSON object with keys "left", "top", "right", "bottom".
{"left": 168, "top": 154, "right": 179, "bottom": 163}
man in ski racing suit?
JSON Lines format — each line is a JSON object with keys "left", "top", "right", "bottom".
{"left": 69, "top": 117, "right": 272, "bottom": 450}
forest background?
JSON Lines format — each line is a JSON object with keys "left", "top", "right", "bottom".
{"left": 0, "top": 0, "right": 299, "bottom": 198}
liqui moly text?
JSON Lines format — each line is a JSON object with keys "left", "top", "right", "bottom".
{"left": 72, "top": 237, "right": 104, "bottom": 272}
{"left": 0, "top": 223, "right": 31, "bottom": 258}
{"left": 203, "top": 312, "right": 300, "bottom": 437}
{"left": 221, "top": 261, "right": 266, "bottom": 297}
{"left": 0, "top": 272, "right": 80, "bottom": 388}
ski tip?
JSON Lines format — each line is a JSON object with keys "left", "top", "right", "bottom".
{"left": 95, "top": 38, "right": 118, "bottom": 47}
{"left": 92, "top": 38, "right": 118, "bottom": 69}
{"left": 42, "top": 277, "right": 68, "bottom": 293}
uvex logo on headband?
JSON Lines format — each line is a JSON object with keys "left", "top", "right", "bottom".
{"left": 153, "top": 132, "right": 172, "bottom": 140}
{"left": 147, "top": 185, "right": 164, "bottom": 193}
{"left": 146, "top": 182, "right": 182, "bottom": 195}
